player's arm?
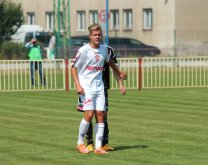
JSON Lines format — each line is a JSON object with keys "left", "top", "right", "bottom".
{"left": 71, "top": 66, "right": 84, "bottom": 95}
{"left": 107, "top": 46, "right": 126, "bottom": 94}
{"left": 112, "top": 70, "right": 126, "bottom": 95}
{"left": 108, "top": 59, "right": 127, "bottom": 80}
{"left": 71, "top": 50, "right": 84, "bottom": 95}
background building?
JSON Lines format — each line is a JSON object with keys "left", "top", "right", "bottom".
{"left": 11, "top": 0, "right": 208, "bottom": 56}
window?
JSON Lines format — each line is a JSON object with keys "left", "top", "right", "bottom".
{"left": 143, "top": 8, "right": 153, "bottom": 30}
{"left": 123, "top": 9, "right": 132, "bottom": 29}
{"left": 46, "top": 12, "right": 54, "bottom": 31}
{"left": 77, "top": 11, "right": 86, "bottom": 30}
{"left": 110, "top": 10, "right": 119, "bottom": 30}
{"left": 89, "top": 10, "right": 98, "bottom": 24}
{"left": 27, "top": 12, "right": 35, "bottom": 25}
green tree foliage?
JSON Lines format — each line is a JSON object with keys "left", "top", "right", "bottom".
{"left": 0, "top": 41, "right": 27, "bottom": 60}
{"left": 54, "top": 0, "right": 71, "bottom": 59}
{"left": 0, "top": 0, "right": 23, "bottom": 39}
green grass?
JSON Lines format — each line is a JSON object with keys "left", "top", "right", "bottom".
{"left": 0, "top": 88, "right": 208, "bottom": 165}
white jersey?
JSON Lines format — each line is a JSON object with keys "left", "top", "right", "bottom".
{"left": 71, "top": 43, "right": 109, "bottom": 94}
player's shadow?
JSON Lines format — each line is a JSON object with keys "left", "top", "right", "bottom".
{"left": 114, "top": 145, "right": 149, "bottom": 151}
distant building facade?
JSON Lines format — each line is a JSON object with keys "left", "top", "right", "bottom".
{"left": 12, "top": 0, "right": 208, "bottom": 56}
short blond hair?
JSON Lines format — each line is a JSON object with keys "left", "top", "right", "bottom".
{"left": 88, "top": 23, "right": 102, "bottom": 34}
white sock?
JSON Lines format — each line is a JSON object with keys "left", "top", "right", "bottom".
{"left": 95, "top": 123, "right": 104, "bottom": 149}
{"left": 77, "top": 118, "right": 90, "bottom": 145}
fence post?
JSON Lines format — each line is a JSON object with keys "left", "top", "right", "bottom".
{"left": 65, "top": 59, "right": 69, "bottom": 92}
{"left": 138, "top": 57, "right": 142, "bottom": 91}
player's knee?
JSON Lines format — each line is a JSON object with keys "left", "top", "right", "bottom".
{"left": 84, "top": 111, "right": 94, "bottom": 122}
{"left": 95, "top": 111, "right": 104, "bottom": 123}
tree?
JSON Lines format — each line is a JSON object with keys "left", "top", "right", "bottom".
{"left": 54, "top": 0, "right": 71, "bottom": 59}
{"left": 0, "top": 0, "right": 23, "bottom": 39}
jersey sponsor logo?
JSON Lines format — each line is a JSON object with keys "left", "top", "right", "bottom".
{"left": 95, "top": 54, "right": 100, "bottom": 62}
{"left": 86, "top": 66, "right": 103, "bottom": 71}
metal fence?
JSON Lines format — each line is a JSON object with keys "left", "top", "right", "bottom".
{"left": 0, "top": 59, "right": 65, "bottom": 91}
{"left": 142, "top": 57, "right": 208, "bottom": 89}
{"left": 69, "top": 56, "right": 208, "bottom": 90}
{"left": 1, "top": 57, "right": 208, "bottom": 92}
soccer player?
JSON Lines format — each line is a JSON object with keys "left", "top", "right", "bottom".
{"left": 77, "top": 45, "right": 126, "bottom": 152}
{"left": 71, "top": 23, "right": 126, "bottom": 154}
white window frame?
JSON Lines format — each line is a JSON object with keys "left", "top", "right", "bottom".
{"left": 89, "top": 10, "right": 98, "bottom": 24}
{"left": 46, "top": 12, "right": 54, "bottom": 31}
{"left": 27, "top": 12, "right": 35, "bottom": 25}
{"left": 110, "top": 10, "right": 119, "bottom": 30}
{"left": 143, "top": 8, "right": 153, "bottom": 30}
{"left": 77, "top": 11, "right": 86, "bottom": 30}
{"left": 123, "top": 9, "right": 132, "bottom": 29}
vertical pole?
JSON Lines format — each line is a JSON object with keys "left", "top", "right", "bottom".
{"left": 57, "top": 0, "right": 61, "bottom": 35}
{"left": 57, "top": 0, "right": 61, "bottom": 58}
{"left": 138, "top": 57, "right": 142, "bottom": 91}
{"left": 174, "top": 28, "right": 178, "bottom": 68}
{"left": 65, "top": 59, "right": 69, "bottom": 92}
{"left": 174, "top": 28, "right": 177, "bottom": 57}
{"left": 68, "top": 0, "right": 72, "bottom": 57}
{"left": 105, "top": 0, "right": 109, "bottom": 45}
{"left": 53, "top": 0, "right": 56, "bottom": 31}
{"left": 68, "top": 0, "right": 71, "bottom": 43}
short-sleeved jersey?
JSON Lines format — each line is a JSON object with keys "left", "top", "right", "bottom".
{"left": 71, "top": 43, "right": 109, "bottom": 94}
{"left": 103, "top": 46, "right": 117, "bottom": 89}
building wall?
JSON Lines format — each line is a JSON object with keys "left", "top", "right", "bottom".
{"left": 70, "top": 0, "right": 176, "bottom": 48}
{"left": 175, "top": 0, "right": 208, "bottom": 43}
{"left": 11, "top": 0, "right": 208, "bottom": 54}
{"left": 136, "top": 0, "right": 175, "bottom": 48}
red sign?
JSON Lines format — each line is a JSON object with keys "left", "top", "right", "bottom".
{"left": 99, "top": 10, "right": 110, "bottom": 22}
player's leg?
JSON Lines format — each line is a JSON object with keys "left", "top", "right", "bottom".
{"left": 77, "top": 111, "right": 94, "bottom": 144}
{"left": 102, "top": 88, "right": 109, "bottom": 146}
{"left": 86, "top": 122, "right": 94, "bottom": 151}
{"left": 76, "top": 118, "right": 91, "bottom": 154}
{"left": 93, "top": 92, "right": 108, "bottom": 154}
{"left": 77, "top": 95, "right": 94, "bottom": 151}
{"left": 77, "top": 94, "right": 94, "bottom": 154}
{"left": 102, "top": 89, "right": 114, "bottom": 151}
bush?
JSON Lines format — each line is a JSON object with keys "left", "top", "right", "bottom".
{"left": 0, "top": 41, "right": 28, "bottom": 60}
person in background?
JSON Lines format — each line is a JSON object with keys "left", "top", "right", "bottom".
{"left": 48, "top": 31, "right": 56, "bottom": 60}
{"left": 25, "top": 38, "right": 46, "bottom": 86}
{"left": 71, "top": 23, "right": 127, "bottom": 154}
{"left": 77, "top": 45, "right": 126, "bottom": 152}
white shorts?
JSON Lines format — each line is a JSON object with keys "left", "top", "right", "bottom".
{"left": 79, "top": 91, "right": 106, "bottom": 111}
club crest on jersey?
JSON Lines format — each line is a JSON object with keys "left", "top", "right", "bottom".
{"left": 95, "top": 54, "right": 100, "bottom": 62}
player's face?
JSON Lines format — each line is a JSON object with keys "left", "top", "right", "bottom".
{"left": 89, "top": 30, "right": 102, "bottom": 48}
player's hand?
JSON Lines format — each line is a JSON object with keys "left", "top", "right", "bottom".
{"left": 120, "top": 86, "right": 126, "bottom": 95}
{"left": 120, "top": 71, "right": 127, "bottom": 80}
{"left": 76, "top": 85, "right": 84, "bottom": 95}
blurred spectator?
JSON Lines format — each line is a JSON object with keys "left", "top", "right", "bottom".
{"left": 25, "top": 38, "right": 46, "bottom": 86}
{"left": 48, "top": 31, "right": 56, "bottom": 60}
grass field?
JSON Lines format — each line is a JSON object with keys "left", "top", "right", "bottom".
{"left": 0, "top": 88, "right": 208, "bottom": 165}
